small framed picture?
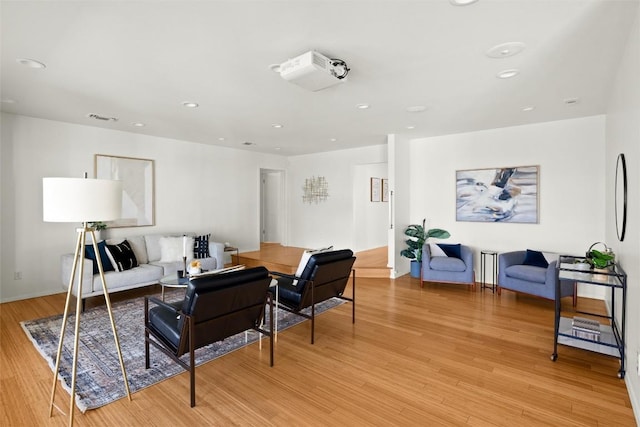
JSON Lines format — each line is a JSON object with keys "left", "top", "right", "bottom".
{"left": 370, "top": 177, "right": 381, "bottom": 202}
{"left": 382, "top": 179, "right": 389, "bottom": 202}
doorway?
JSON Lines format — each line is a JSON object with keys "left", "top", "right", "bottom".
{"left": 260, "top": 169, "right": 286, "bottom": 244}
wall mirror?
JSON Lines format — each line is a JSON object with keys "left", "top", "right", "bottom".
{"left": 615, "top": 153, "right": 627, "bottom": 241}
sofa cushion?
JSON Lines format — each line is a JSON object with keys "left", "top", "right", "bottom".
{"left": 429, "top": 256, "right": 466, "bottom": 272}
{"left": 193, "top": 234, "right": 210, "bottom": 259}
{"left": 505, "top": 265, "right": 547, "bottom": 284}
{"left": 100, "top": 264, "right": 164, "bottom": 289}
{"left": 105, "top": 240, "right": 138, "bottom": 272}
{"left": 85, "top": 240, "right": 115, "bottom": 274}
{"left": 127, "top": 235, "right": 148, "bottom": 264}
{"left": 159, "top": 236, "right": 194, "bottom": 262}
{"left": 437, "top": 243, "right": 461, "bottom": 259}
{"left": 523, "top": 249, "right": 549, "bottom": 268}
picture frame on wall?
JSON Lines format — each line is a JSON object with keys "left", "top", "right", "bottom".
{"left": 370, "top": 177, "right": 381, "bottom": 202}
{"left": 382, "top": 178, "right": 389, "bottom": 202}
{"left": 95, "top": 154, "right": 155, "bottom": 227}
{"left": 455, "top": 165, "right": 539, "bottom": 223}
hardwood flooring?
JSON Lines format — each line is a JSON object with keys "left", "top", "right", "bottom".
{"left": 1, "top": 258, "right": 635, "bottom": 425}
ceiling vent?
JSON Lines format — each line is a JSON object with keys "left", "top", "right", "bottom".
{"left": 86, "top": 113, "right": 118, "bottom": 122}
{"left": 279, "top": 51, "right": 349, "bottom": 92}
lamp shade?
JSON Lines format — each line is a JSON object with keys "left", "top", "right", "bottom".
{"left": 43, "top": 177, "right": 122, "bottom": 223}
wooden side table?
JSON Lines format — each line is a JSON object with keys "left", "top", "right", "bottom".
{"left": 224, "top": 246, "right": 239, "bottom": 266}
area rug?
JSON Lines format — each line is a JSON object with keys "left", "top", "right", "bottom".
{"left": 21, "top": 289, "right": 344, "bottom": 412}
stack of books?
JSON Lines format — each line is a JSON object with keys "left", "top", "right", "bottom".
{"left": 571, "top": 316, "right": 601, "bottom": 341}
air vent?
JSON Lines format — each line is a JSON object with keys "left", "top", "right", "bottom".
{"left": 86, "top": 113, "right": 118, "bottom": 122}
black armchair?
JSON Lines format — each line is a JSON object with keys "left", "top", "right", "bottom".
{"left": 144, "top": 266, "right": 274, "bottom": 407}
{"left": 271, "top": 249, "right": 356, "bottom": 344}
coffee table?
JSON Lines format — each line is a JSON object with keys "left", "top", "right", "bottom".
{"left": 159, "top": 274, "right": 189, "bottom": 301}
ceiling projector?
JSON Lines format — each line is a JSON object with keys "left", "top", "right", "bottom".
{"left": 279, "top": 51, "right": 349, "bottom": 92}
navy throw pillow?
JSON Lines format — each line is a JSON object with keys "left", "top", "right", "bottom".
{"left": 437, "top": 243, "right": 462, "bottom": 259}
{"left": 85, "top": 240, "right": 115, "bottom": 274}
{"left": 106, "top": 240, "right": 138, "bottom": 272}
{"left": 522, "top": 249, "right": 549, "bottom": 268}
{"left": 193, "top": 234, "right": 210, "bottom": 259}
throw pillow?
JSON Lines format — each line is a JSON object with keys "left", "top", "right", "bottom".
{"left": 85, "top": 240, "right": 115, "bottom": 274}
{"left": 159, "top": 236, "right": 194, "bottom": 262}
{"left": 293, "top": 246, "right": 333, "bottom": 286}
{"left": 437, "top": 243, "right": 462, "bottom": 259}
{"left": 105, "top": 240, "right": 139, "bottom": 272}
{"left": 523, "top": 249, "right": 549, "bottom": 268}
{"left": 193, "top": 234, "right": 211, "bottom": 259}
{"left": 429, "top": 243, "right": 448, "bottom": 257}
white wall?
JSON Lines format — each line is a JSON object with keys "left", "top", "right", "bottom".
{"left": 0, "top": 114, "right": 286, "bottom": 302}
{"left": 353, "top": 163, "right": 388, "bottom": 252}
{"left": 409, "top": 116, "right": 607, "bottom": 298}
{"left": 605, "top": 4, "right": 640, "bottom": 418}
{"left": 286, "top": 144, "right": 387, "bottom": 251}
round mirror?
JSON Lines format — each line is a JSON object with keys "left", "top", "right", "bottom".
{"left": 615, "top": 153, "right": 627, "bottom": 241}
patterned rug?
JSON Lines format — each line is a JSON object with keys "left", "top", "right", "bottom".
{"left": 21, "top": 289, "right": 344, "bottom": 412}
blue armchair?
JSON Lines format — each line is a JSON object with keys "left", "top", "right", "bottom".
{"left": 421, "top": 244, "right": 475, "bottom": 289}
{"left": 498, "top": 251, "right": 576, "bottom": 305}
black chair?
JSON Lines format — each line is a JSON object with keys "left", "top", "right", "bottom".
{"left": 144, "top": 266, "right": 273, "bottom": 407}
{"left": 270, "top": 249, "right": 356, "bottom": 344}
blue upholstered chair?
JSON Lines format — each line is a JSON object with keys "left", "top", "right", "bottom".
{"left": 421, "top": 244, "right": 475, "bottom": 289}
{"left": 498, "top": 250, "right": 576, "bottom": 305}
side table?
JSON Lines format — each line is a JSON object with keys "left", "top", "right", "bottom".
{"left": 480, "top": 250, "right": 498, "bottom": 293}
{"left": 224, "top": 246, "right": 239, "bottom": 266}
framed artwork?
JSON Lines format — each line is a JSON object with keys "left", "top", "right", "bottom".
{"left": 382, "top": 178, "right": 389, "bottom": 202}
{"left": 456, "top": 165, "right": 538, "bottom": 223}
{"left": 95, "top": 154, "right": 155, "bottom": 227}
{"left": 370, "top": 177, "right": 381, "bottom": 202}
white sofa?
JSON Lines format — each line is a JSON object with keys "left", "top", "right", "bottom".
{"left": 61, "top": 233, "right": 225, "bottom": 305}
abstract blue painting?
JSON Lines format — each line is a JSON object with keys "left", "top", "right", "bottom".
{"left": 456, "top": 166, "right": 538, "bottom": 223}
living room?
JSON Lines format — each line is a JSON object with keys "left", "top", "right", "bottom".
{"left": 1, "top": 0, "right": 639, "bottom": 425}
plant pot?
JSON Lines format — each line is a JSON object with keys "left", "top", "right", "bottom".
{"left": 410, "top": 260, "right": 422, "bottom": 279}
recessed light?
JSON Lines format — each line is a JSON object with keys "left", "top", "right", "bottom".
{"left": 1, "top": 98, "right": 16, "bottom": 104}
{"left": 182, "top": 101, "right": 199, "bottom": 108}
{"left": 450, "top": 0, "right": 479, "bottom": 5}
{"left": 131, "top": 122, "right": 145, "bottom": 127}
{"left": 522, "top": 106, "right": 535, "bottom": 112}
{"left": 218, "top": 137, "right": 226, "bottom": 141}
{"left": 406, "top": 125, "right": 416, "bottom": 130}
{"left": 356, "top": 103, "right": 370, "bottom": 110}
{"left": 242, "top": 141, "right": 254, "bottom": 146}
{"left": 16, "top": 58, "right": 46, "bottom": 69}
{"left": 486, "top": 42, "right": 525, "bottom": 59}
{"left": 272, "top": 124, "right": 283, "bottom": 128}
{"left": 564, "top": 98, "right": 580, "bottom": 105}
{"left": 497, "top": 69, "right": 520, "bottom": 79}
{"left": 406, "top": 105, "right": 427, "bottom": 113}
{"left": 275, "top": 147, "right": 281, "bottom": 151}
{"left": 329, "top": 138, "right": 337, "bottom": 142}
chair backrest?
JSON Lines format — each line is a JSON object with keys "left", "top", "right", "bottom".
{"left": 296, "top": 249, "right": 355, "bottom": 309}
{"left": 179, "top": 266, "right": 271, "bottom": 352}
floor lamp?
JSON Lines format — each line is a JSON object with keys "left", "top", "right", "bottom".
{"left": 43, "top": 177, "right": 131, "bottom": 426}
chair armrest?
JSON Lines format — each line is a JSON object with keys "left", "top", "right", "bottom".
{"left": 545, "top": 260, "right": 559, "bottom": 285}
{"left": 209, "top": 241, "right": 226, "bottom": 269}
{"left": 145, "top": 296, "right": 181, "bottom": 314}
{"left": 422, "top": 243, "right": 432, "bottom": 265}
{"left": 269, "top": 271, "right": 300, "bottom": 281}
{"left": 460, "top": 246, "right": 474, "bottom": 270}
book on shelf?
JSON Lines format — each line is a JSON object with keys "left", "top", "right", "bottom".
{"left": 572, "top": 329, "right": 601, "bottom": 341}
{"left": 572, "top": 316, "right": 601, "bottom": 332}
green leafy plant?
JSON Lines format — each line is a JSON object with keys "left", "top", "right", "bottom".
{"left": 587, "top": 249, "right": 614, "bottom": 269}
{"left": 400, "top": 219, "right": 450, "bottom": 263}
{"left": 88, "top": 221, "right": 107, "bottom": 231}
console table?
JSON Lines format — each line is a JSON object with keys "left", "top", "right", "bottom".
{"left": 551, "top": 255, "right": 627, "bottom": 378}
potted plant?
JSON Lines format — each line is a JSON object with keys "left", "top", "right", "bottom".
{"left": 88, "top": 221, "right": 107, "bottom": 241}
{"left": 400, "top": 219, "right": 450, "bottom": 278}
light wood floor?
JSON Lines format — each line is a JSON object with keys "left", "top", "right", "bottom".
{"left": 1, "top": 266, "right": 636, "bottom": 425}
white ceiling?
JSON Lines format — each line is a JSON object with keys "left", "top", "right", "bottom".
{"left": 1, "top": 0, "right": 638, "bottom": 156}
